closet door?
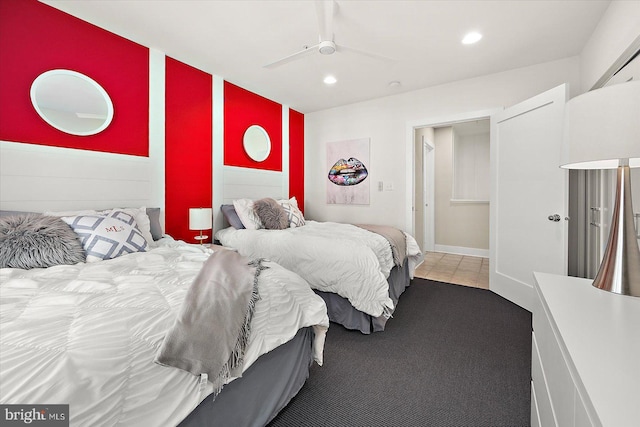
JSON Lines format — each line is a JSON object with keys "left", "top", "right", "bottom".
{"left": 489, "top": 84, "right": 568, "bottom": 310}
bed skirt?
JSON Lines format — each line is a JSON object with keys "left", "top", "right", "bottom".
{"left": 180, "top": 327, "right": 314, "bottom": 427}
{"left": 314, "top": 259, "right": 411, "bottom": 334}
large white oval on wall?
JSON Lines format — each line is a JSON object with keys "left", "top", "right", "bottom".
{"left": 30, "top": 69, "right": 114, "bottom": 136}
{"left": 243, "top": 125, "right": 271, "bottom": 162}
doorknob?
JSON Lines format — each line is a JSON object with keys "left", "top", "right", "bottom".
{"left": 548, "top": 214, "right": 561, "bottom": 222}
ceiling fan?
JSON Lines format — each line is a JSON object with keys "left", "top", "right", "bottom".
{"left": 263, "top": 0, "right": 394, "bottom": 69}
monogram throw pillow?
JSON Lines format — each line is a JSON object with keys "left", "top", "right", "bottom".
{"left": 62, "top": 210, "right": 148, "bottom": 262}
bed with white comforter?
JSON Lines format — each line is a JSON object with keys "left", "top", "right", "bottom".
{"left": 0, "top": 237, "right": 329, "bottom": 426}
{"left": 216, "top": 220, "right": 423, "bottom": 332}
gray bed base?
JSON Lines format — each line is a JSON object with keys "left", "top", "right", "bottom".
{"left": 179, "top": 327, "right": 314, "bottom": 427}
{"left": 314, "top": 259, "right": 411, "bottom": 334}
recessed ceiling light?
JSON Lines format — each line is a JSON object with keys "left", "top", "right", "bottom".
{"left": 388, "top": 81, "right": 401, "bottom": 88}
{"left": 462, "top": 32, "right": 482, "bottom": 45}
{"left": 323, "top": 75, "right": 337, "bottom": 85}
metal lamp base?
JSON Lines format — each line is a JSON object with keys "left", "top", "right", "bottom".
{"left": 592, "top": 165, "right": 640, "bottom": 297}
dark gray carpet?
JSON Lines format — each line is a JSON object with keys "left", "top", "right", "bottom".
{"left": 268, "top": 278, "right": 532, "bottom": 427}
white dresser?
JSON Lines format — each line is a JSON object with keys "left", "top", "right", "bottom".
{"left": 531, "top": 272, "right": 640, "bottom": 427}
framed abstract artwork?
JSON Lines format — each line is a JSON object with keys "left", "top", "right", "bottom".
{"left": 326, "top": 138, "right": 370, "bottom": 205}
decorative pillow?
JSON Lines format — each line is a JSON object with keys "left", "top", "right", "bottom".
{"left": 253, "top": 198, "right": 289, "bottom": 230}
{"left": 232, "top": 199, "right": 263, "bottom": 230}
{"left": 62, "top": 210, "right": 148, "bottom": 262}
{"left": 128, "top": 207, "right": 154, "bottom": 246}
{"left": 221, "top": 205, "right": 245, "bottom": 229}
{"left": 278, "top": 197, "right": 306, "bottom": 228}
{"left": 146, "top": 207, "right": 164, "bottom": 240}
{"left": 0, "top": 214, "right": 86, "bottom": 269}
{"left": 99, "top": 207, "right": 154, "bottom": 247}
{"left": 45, "top": 207, "right": 155, "bottom": 246}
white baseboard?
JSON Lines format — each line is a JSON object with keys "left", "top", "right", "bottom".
{"left": 433, "top": 244, "right": 489, "bottom": 258}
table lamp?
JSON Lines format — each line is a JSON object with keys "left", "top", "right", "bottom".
{"left": 189, "top": 208, "right": 213, "bottom": 244}
{"left": 561, "top": 80, "right": 640, "bottom": 297}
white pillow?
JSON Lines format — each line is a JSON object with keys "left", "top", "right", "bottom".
{"left": 280, "top": 196, "right": 304, "bottom": 210}
{"left": 62, "top": 210, "right": 148, "bottom": 262}
{"left": 278, "top": 197, "right": 305, "bottom": 228}
{"left": 232, "top": 199, "right": 263, "bottom": 230}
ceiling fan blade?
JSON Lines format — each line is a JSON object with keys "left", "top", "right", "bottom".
{"left": 337, "top": 44, "right": 396, "bottom": 63}
{"left": 263, "top": 44, "right": 319, "bottom": 69}
{"left": 315, "top": 0, "right": 336, "bottom": 41}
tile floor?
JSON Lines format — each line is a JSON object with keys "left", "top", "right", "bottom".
{"left": 414, "top": 252, "right": 490, "bottom": 289}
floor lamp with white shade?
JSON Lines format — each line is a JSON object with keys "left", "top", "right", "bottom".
{"left": 561, "top": 80, "right": 640, "bottom": 297}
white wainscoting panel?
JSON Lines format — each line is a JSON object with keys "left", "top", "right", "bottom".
{"left": 221, "top": 166, "right": 285, "bottom": 206}
{"left": 148, "top": 48, "right": 166, "bottom": 228}
{"left": 0, "top": 141, "right": 154, "bottom": 212}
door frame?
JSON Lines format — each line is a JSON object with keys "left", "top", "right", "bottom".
{"left": 405, "top": 109, "right": 499, "bottom": 238}
{"left": 422, "top": 136, "right": 434, "bottom": 251}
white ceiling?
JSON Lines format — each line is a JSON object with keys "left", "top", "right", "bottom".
{"left": 41, "top": 0, "right": 611, "bottom": 113}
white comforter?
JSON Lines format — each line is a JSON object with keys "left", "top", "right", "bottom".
{"left": 216, "top": 221, "right": 424, "bottom": 317}
{"left": 0, "top": 237, "right": 329, "bottom": 427}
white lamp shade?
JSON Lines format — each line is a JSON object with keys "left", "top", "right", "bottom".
{"left": 561, "top": 80, "right": 640, "bottom": 170}
{"left": 189, "top": 208, "right": 213, "bottom": 230}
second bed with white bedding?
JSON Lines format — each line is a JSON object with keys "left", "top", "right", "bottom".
{"left": 216, "top": 220, "right": 424, "bottom": 331}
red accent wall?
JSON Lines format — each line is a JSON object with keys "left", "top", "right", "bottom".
{"left": 224, "top": 82, "right": 282, "bottom": 171}
{"left": 0, "top": 0, "right": 149, "bottom": 156}
{"left": 165, "top": 57, "right": 213, "bottom": 243}
{"left": 289, "top": 109, "right": 305, "bottom": 213}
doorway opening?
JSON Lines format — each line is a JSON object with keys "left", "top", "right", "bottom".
{"left": 407, "top": 111, "right": 495, "bottom": 259}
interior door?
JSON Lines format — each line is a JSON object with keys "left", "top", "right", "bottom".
{"left": 490, "top": 84, "right": 568, "bottom": 310}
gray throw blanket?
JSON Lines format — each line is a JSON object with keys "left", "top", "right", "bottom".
{"left": 155, "top": 249, "right": 266, "bottom": 397}
{"left": 356, "top": 224, "right": 407, "bottom": 267}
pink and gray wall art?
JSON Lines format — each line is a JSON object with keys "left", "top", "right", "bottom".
{"left": 326, "top": 138, "right": 370, "bottom": 205}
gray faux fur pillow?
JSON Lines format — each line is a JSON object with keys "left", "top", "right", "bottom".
{"left": 253, "top": 198, "right": 289, "bottom": 230}
{"left": 0, "top": 214, "right": 86, "bottom": 269}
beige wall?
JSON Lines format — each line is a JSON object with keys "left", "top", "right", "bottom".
{"left": 434, "top": 127, "right": 489, "bottom": 251}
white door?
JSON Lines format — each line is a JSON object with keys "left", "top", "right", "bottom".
{"left": 490, "top": 84, "right": 568, "bottom": 310}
